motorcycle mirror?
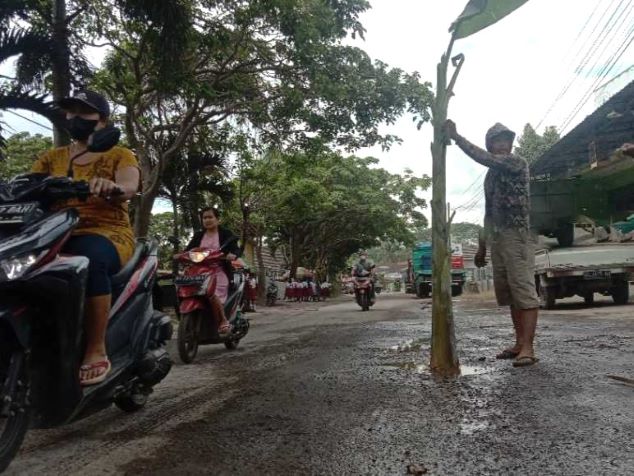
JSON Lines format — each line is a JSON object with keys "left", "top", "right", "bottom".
{"left": 87, "top": 126, "right": 121, "bottom": 152}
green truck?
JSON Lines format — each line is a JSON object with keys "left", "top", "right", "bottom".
{"left": 531, "top": 154, "right": 634, "bottom": 246}
{"left": 406, "top": 242, "right": 466, "bottom": 298}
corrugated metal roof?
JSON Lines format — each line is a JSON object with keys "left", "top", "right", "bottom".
{"left": 532, "top": 80, "right": 634, "bottom": 178}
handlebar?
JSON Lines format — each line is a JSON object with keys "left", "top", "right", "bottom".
{"left": 45, "top": 179, "right": 92, "bottom": 202}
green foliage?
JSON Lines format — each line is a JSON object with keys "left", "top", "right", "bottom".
{"left": 366, "top": 240, "right": 410, "bottom": 267}
{"left": 235, "top": 149, "right": 431, "bottom": 278}
{"left": 413, "top": 221, "right": 482, "bottom": 247}
{"left": 0, "top": 131, "right": 52, "bottom": 179}
{"left": 515, "top": 123, "right": 560, "bottom": 164}
{"left": 148, "top": 212, "right": 187, "bottom": 268}
{"left": 450, "top": 222, "right": 482, "bottom": 245}
{"left": 160, "top": 127, "right": 235, "bottom": 233}
{"left": 4, "top": 0, "right": 433, "bottom": 241}
{"left": 89, "top": 0, "right": 433, "bottom": 235}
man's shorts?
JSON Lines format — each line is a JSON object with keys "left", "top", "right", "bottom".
{"left": 490, "top": 228, "right": 540, "bottom": 309}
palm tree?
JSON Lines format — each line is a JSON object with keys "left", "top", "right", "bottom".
{"left": 0, "top": 0, "right": 192, "bottom": 148}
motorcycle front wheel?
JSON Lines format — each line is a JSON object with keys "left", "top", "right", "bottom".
{"left": 0, "top": 349, "right": 30, "bottom": 473}
{"left": 359, "top": 293, "right": 369, "bottom": 311}
{"left": 178, "top": 312, "right": 200, "bottom": 364}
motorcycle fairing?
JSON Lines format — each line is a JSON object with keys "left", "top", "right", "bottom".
{"left": 0, "top": 209, "right": 79, "bottom": 260}
{"left": 20, "top": 255, "right": 89, "bottom": 428}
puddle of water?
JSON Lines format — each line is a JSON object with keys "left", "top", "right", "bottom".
{"left": 382, "top": 361, "right": 428, "bottom": 374}
{"left": 382, "top": 361, "right": 492, "bottom": 378}
{"left": 459, "top": 420, "right": 489, "bottom": 435}
{"left": 460, "top": 365, "right": 489, "bottom": 376}
{"left": 389, "top": 339, "right": 424, "bottom": 353}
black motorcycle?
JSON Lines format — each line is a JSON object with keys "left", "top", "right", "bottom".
{"left": 0, "top": 140, "right": 172, "bottom": 472}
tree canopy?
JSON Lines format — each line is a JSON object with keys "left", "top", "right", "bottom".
{"left": 0, "top": 132, "right": 52, "bottom": 179}
{"left": 223, "top": 149, "right": 430, "bottom": 279}
{"left": 515, "top": 123, "right": 560, "bottom": 164}
{"left": 2, "top": 0, "right": 435, "bottom": 276}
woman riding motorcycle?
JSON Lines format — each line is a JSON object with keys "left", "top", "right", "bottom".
{"left": 185, "top": 207, "right": 241, "bottom": 335}
{"left": 31, "top": 90, "right": 140, "bottom": 386}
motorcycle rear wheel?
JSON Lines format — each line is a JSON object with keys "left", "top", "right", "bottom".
{"left": 0, "top": 350, "right": 30, "bottom": 473}
{"left": 178, "top": 312, "right": 200, "bottom": 364}
{"left": 114, "top": 388, "right": 149, "bottom": 413}
{"left": 224, "top": 339, "right": 240, "bottom": 350}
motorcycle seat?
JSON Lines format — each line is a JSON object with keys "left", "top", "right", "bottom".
{"left": 111, "top": 240, "right": 150, "bottom": 289}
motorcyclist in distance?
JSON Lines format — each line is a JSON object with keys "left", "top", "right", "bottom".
{"left": 352, "top": 250, "right": 376, "bottom": 298}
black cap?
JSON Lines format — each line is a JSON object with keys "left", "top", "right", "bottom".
{"left": 58, "top": 90, "right": 110, "bottom": 117}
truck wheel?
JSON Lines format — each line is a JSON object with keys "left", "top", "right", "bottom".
{"left": 451, "top": 285, "right": 463, "bottom": 297}
{"left": 611, "top": 281, "right": 630, "bottom": 305}
{"left": 555, "top": 224, "right": 574, "bottom": 248}
{"left": 583, "top": 293, "right": 594, "bottom": 306}
{"left": 539, "top": 285, "right": 556, "bottom": 309}
{"left": 417, "top": 284, "right": 430, "bottom": 299}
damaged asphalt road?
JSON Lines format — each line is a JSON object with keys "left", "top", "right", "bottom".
{"left": 8, "top": 293, "right": 634, "bottom": 475}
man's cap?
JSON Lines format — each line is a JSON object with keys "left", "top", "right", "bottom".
{"left": 485, "top": 123, "right": 515, "bottom": 151}
{"left": 58, "top": 90, "right": 110, "bottom": 117}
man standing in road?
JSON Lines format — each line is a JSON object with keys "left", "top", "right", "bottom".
{"left": 444, "top": 120, "right": 540, "bottom": 367}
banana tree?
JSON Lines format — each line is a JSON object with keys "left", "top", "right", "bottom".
{"left": 430, "top": 0, "right": 530, "bottom": 376}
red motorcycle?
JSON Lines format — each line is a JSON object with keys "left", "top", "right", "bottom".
{"left": 173, "top": 247, "right": 249, "bottom": 363}
{"left": 354, "top": 270, "right": 375, "bottom": 311}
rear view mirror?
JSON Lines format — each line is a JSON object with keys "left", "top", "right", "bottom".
{"left": 87, "top": 126, "right": 121, "bottom": 152}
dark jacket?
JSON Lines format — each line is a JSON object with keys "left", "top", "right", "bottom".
{"left": 185, "top": 226, "right": 241, "bottom": 257}
{"left": 185, "top": 227, "right": 241, "bottom": 282}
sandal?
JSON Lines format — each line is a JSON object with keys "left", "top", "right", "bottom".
{"left": 80, "top": 358, "right": 111, "bottom": 386}
{"left": 496, "top": 349, "right": 520, "bottom": 360}
{"left": 218, "top": 323, "right": 232, "bottom": 337}
{"left": 513, "top": 356, "right": 539, "bottom": 367}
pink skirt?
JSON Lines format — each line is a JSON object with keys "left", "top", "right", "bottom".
{"left": 215, "top": 270, "right": 229, "bottom": 304}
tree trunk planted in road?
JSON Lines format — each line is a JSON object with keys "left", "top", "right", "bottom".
{"left": 429, "top": 36, "right": 462, "bottom": 377}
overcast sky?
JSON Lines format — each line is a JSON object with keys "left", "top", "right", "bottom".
{"left": 2, "top": 0, "right": 633, "bottom": 223}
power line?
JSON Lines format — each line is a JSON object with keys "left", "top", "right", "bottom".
{"left": 2, "top": 109, "right": 53, "bottom": 132}
{"left": 559, "top": 22, "right": 634, "bottom": 132}
{"left": 573, "top": 0, "right": 631, "bottom": 79}
{"left": 457, "top": 169, "right": 486, "bottom": 197}
{"left": 560, "top": 0, "right": 605, "bottom": 68}
{"left": 537, "top": 0, "right": 624, "bottom": 129}
{"left": 455, "top": 183, "right": 484, "bottom": 211}
{"left": 580, "top": 0, "right": 634, "bottom": 83}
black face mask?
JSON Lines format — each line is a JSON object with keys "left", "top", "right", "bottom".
{"left": 67, "top": 117, "right": 98, "bottom": 141}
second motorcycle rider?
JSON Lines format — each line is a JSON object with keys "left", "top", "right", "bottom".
{"left": 185, "top": 207, "right": 241, "bottom": 335}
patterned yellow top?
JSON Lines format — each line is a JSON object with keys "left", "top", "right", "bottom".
{"left": 32, "top": 146, "right": 139, "bottom": 265}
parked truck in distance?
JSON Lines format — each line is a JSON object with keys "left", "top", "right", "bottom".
{"left": 535, "top": 242, "right": 634, "bottom": 309}
{"left": 407, "top": 242, "right": 466, "bottom": 298}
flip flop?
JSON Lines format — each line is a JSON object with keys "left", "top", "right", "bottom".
{"left": 80, "top": 358, "right": 111, "bottom": 386}
{"left": 513, "top": 356, "right": 539, "bottom": 367}
{"left": 496, "top": 349, "right": 520, "bottom": 360}
{"left": 218, "top": 323, "right": 233, "bottom": 337}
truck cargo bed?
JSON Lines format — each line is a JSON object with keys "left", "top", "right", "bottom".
{"left": 536, "top": 243, "right": 634, "bottom": 273}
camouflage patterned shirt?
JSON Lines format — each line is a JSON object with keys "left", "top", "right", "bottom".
{"left": 454, "top": 134, "right": 531, "bottom": 234}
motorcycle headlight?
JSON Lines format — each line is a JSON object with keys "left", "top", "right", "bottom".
{"left": 188, "top": 250, "right": 211, "bottom": 263}
{"left": 0, "top": 251, "right": 44, "bottom": 281}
